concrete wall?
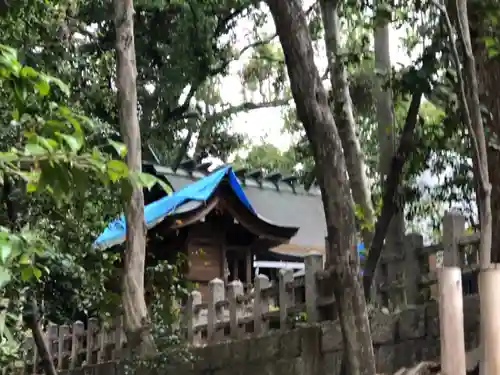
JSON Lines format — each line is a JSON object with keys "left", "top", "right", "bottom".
{"left": 60, "top": 295, "right": 480, "bottom": 375}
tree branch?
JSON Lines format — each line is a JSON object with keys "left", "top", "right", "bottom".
{"left": 214, "top": 5, "right": 248, "bottom": 36}
{"left": 172, "top": 129, "right": 194, "bottom": 170}
{"left": 196, "top": 97, "right": 291, "bottom": 123}
{"left": 431, "top": 0, "right": 483, "bottom": 180}
{"left": 164, "top": 35, "right": 279, "bottom": 124}
{"left": 238, "top": 34, "right": 278, "bottom": 57}
{"left": 164, "top": 84, "right": 199, "bottom": 122}
{"left": 362, "top": 90, "right": 422, "bottom": 300}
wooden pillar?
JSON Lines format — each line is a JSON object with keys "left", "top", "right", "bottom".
{"left": 479, "top": 268, "right": 500, "bottom": 375}
{"left": 439, "top": 267, "right": 466, "bottom": 375}
{"left": 232, "top": 254, "right": 239, "bottom": 281}
{"left": 245, "top": 248, "right": 252, "bottom": 285}
{"left": 221, "top": 242, "right": 228, "bottom": 284}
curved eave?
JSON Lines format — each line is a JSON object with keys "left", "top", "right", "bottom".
{"left": 163, "top": 182, "right": 299, "bottom": 243}
{"left": 217, "top": 183, "right": 299, "bottom": 242}
{"left": 165, "top": 196, "right": 220, "bottom": 230}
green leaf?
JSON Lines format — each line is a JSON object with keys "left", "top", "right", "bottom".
{"left": 157, "top": 179, "right": 173, "bottom": 194}
{"left": 32, "top": 267, "right": 42, "bottom": 279}
{"left": 34, "top": 79, "right": 50, "bottom": 96}
{"left": 0, "top": 151, "right": 18, "bottom": 163}
{"left": 20, "top": 66, "right": 38, "bottom": 78}
{"left": 18, "top": 254, "right": 31, "bottom": 265}
{"left": 137, "top": 172, "right": 158, "bottom": 190}
{"left": 47, "top": 76, "right": 70, "bottom": 96}
{"left": 0, "top": 243, "right": 12, "bottom": 263}
{"left": 26, "top": 181, "right": 38, "bottom": 193}
{"left": 36, "top": 136, "right": 55, "bottom": 152}
{"left": 109, "top": 140, "right": 127, "bottom": 158}
{"left": 0, "top": 268, "right": 11, "bottom": 289}
{"left": 25, "top": 143, "right": 47, "bottom": 156}
{"left": 107, "top": 160, "right": 129, "bottom": 182}
{"left": 20, "top": 267, "right": 32, "bottom": 281}
{"left": 58, "top": 133, "right": 83, "bottom": 152}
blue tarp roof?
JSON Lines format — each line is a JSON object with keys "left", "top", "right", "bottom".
{"left": 94, "top": 166, "right": 253, "bottom": 249}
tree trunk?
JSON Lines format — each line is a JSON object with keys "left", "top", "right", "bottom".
{"left": 362, "top": 91, "right": 422, "bottom": 300}
{"left": 114, "top": 0, "right": 156, "bottom": 357}
{"left": 319, "top": 0, "right": 375, "bottom": 250}
{"left": 23, "top": 299, "right": 57, "bottom": 375}
{"left": 468, "top": 8, "right": 500, "bottom": 264}
{"left": 452, "top": 3, "right": 493, "bottom": 374}
{"left": 265, "top": 1, "right": 376, "bottom": 374}
{"left": 455, "top": 0, "right": 492, "bottom": 268}
{"left": 373, "top": 3, "right": 405, "bottom": 304}
{"left": 437, "top": 4, "right": 493, "bottom": 374}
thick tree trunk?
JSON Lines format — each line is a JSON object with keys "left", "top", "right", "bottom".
{"left": 451, "top": 3, "right": 493, "bottom": 374}
{"left": 265, "top": 1, "right": 376, "bottom": 374}
{"left": 319, "top": 0, "right": 375, "bottom": 250}
{"left": 442, "top": 0, "right": 492, "bottom": 269}
{"left": 454, "top": 0, "right": 492, "bottom": 269}
{"left": 468, "top": 9, "right": 500, "bottom": 264}
{"left": 479, "top": 67, "right": 500, "bottom": 264}
{"left": 373, "top": 2, "right": 405, "bottom": 303}
{"left": 114, "top": 0, "right": 156, "bottom": 356}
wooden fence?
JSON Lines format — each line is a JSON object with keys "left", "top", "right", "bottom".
{"left": 14, "top": 211, "right": 481, "bottom": 373}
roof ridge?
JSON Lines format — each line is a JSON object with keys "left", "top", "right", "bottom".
{"left": 143, "top": 159, "right": 321, "bottom": 196}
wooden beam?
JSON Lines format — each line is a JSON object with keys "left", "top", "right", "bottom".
{"left": 245, "top": 248, "right": 252, "bottom": 284}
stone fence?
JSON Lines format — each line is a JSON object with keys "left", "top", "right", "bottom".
{"left": 17, "top": 211, "right": 480, "bottom": 373}
{"left": 51, "top": 295, "right": 481, "bottom": 375}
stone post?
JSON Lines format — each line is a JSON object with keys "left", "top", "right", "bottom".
{"left": 228, "top": 280, "right": 243, "bottom": 339}
{"left": 442, "top": 211, "right": 465, "bottom": 267}
{"left": 404, "top": 233, "right": 424, "bottom": 305}
{"left": 254, "top": 274, "right": 270, "bottom": 335}
{"left": 207, "top": 278, "right": 225, "bottom": 343}
{"left": 187, "top": 290, "right": 202, "bottom": 345}
{"left": 305, "top": 252, "right": 322, "bottom": 322}
{"left": 278, "top": 268, "right": 294, "bottom": 330}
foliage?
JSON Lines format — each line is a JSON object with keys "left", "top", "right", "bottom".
{"left": 271, "top": 0, "right": 481, "bottom": 240}
{"left": 0, "top": 44, "right": 168, "bottom": 365}
{"left": 232, "top": 142, "right": 299, "bottom": 175}
{"left": 0, "top": 0, "right": 493, "bottom": 366}
{"left": 122, "top": 256, "right": 194, "bottom": 375}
